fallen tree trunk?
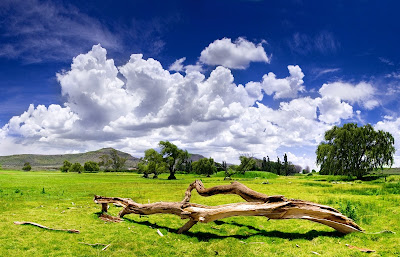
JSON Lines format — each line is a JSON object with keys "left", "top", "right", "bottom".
{"left": 94, "top": 180, "right": 363, "bottom": 234}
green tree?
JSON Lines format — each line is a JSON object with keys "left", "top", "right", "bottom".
{"left": 142, "top": 148, "right": 166, "bottom": 179}
{"left": 283, "top": 153, "right": 289, "bottom": 176}
{"left": 110, "top": 149, "right": 127, "bottom": 172}
{"left": 276, "top": 157, "right": 281, "bottom": 175}
{"left": 138, "top": 160, "right": 150, "bottom": 178}
{"left": 261, "top": 157, "right": 267, "bottom": 171}
{"left": 177, "top": 150, "right": 191, "bottom": 173}
{"left": 159, "top": 141, "right": 184, "bottom": 180}
{"left": 69, "top": 162, "right": 83, "bottom": 173}
{"left": 316, "top": 123, "right": 395, "bottom": 179}
{"left": 60, "top": 160, "right": 72, "bottom": 172}
{"left": 22, "top": 162, "right": 31, "bottom": 171}
{"left": 98, "top": 154, "right": 112, "bottom": 171}
{"left": 266, "top": 156, "right": 271, "bottom": 173}
{"left": 84, "top": 161, "right": 100, "bottom": 172}
{"left": 222, "top": 161, "right": 229, "bottom": 177}
{"left": 192, "top": 158, "right": 217, "bottom": 177}
{"left": 238, "top": 155, "right": 256, "bottom": 173}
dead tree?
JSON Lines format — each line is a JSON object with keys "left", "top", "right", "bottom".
{"left": 94, "top": 180, "right": 363, "bottom": 234}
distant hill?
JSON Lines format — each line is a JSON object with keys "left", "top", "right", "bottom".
{"left": 189, "top": 153, "right": 207, "bottom": 162}
{"left": 0, "top": 148, "right": 139, "bottom": 171}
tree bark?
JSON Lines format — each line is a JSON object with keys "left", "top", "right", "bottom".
{"left": 94, "top": 180, "right": 363, "bottom": 234}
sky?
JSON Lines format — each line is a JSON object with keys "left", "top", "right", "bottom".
{"left": 1, "top": 0, "right": 400, "bottom": 169}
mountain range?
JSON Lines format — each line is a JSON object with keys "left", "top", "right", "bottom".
{"left": 0, "top": 148, "right": 205, "bottom": 171}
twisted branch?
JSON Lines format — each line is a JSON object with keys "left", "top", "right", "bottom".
{"left": 94, "top": 180, "right": 363, "bottom": 234}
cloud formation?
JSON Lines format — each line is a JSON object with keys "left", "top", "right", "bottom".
{"left": 0, "top": 0, "right": 120, "bottom": 63}
{"left": 199, "top": 37, "right": 269, "bottom": 69}
{"left": 319, "top": 81, "right": 379, "bottom": 110}
{"left": 1, "top": 44, "right": 359, "bottom": 167}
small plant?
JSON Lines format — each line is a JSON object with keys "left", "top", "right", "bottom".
{"left": 22, "top": 162, "right": 32, "bottom": 171}
{"left": 42, "top": 187, "right": 46, "bottom": 194}
{"left": 338, "top": 201, "right": 359, "bottom": 222}
{"left": 15, "top": 189, "right": 21, "bottom": 193}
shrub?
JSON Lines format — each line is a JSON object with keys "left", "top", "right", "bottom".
{"left": 60, "top": 160, "right": 72, "bottom": 172}
{"left": 22, "top": 162, "right": 32, "bottom": 171}
{"left": 68, "top": 163, "right": 83, "bottom": 173}
{"left": 338, "top": 201, "right": 359, "bottom": 222}
{"left": 84, "top": 161, "right": 100, "bottom": 172}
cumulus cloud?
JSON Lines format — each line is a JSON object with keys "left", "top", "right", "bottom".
{"left": 261, "top": 65, "right": 305, "bottom": 99}
{"left": 319, "top": 81, "right": 379, "bottom": 110}
{"left": 375, "top": 117, "right": 400, "bottom": 166}
{"left": 199, "top": 37, "right": 269, "bottom": 69}
{"left": 1, "top": 44, "right": 356, "bottom": 166}
{"left": 2, "top": 104, "right": 79, "bottom": 140}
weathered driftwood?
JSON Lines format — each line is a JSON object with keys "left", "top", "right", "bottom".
{"left": 94, "top": 180, "right": 363, "bottom": 234}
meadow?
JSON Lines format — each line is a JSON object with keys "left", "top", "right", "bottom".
{"left": 0, "top": 170, "right": 399, "bottom": 256}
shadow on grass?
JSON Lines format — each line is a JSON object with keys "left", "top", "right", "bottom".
{"left": 122, "top": 216, "right": 344, "bottom": 241}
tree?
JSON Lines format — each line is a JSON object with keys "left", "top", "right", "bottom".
{"left": 222, "top": 161, "right": 229, "bottom": 177}
{"left": 137, "top": 161, "right": 150, "bottom": 178}
{"left": 192, "top": 158, "right": 217, "bottom": 177}
{"left": 60, "top": 160, "right": 72, "bottom": 172}
{"left": 316, "top": 123, "right": 395, "bottom": 179}
{"left": 84, "top": 161, "right": 100, "bottom": 172}
{"left": 177, "top": 150, "right": 191, "bottom": 173}
{"left": 159, "top": 141, "right": 184, "bottom": 180}
{"left": 142, "top": 148, "right": 166, "bottom": 179}
{"left": 303, "top": 166, "right": 311, "bottom": 174}
{"left": 238, "top": 155, "right": 256, "bottom": 173}
{"left": 110, "top": 149, "right": 127, "bottom": 171}
{"left": 276, "top": 157, "right": 281, "bottom": 175}
{"left": 22, "top": 162, "right": 31, "bottom": 171}
{"left": 98, "top": 154, "right": 113, "bottom": 171}
{"left": 261, "top": 157, "right": 267, "bottom": 171}
{"left": 266, "top": 156, "right": 271, "bottom": 173}
{"left": 69, "top": 162, "right": 83, "bottom": 173}
{"left": 283, "top": 153, "right": 289, "bottom": 176}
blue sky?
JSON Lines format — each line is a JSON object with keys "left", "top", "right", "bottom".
{"left": 1, "top": 0, "right": 400, "bottom": 169}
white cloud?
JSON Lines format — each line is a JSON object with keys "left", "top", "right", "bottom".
{"left": 2, "top": 104, "right": 79, "bottom": 140}
{"left": 0, "top": 44, "right": 356, "bottom": 167}
{"left": 199, "top": 37, "right": 269, "bottom": 69}
{"left": 169, "top": 57, "right": 186, "bottom": 72}
{"left": 319, "top": 81, "right": 379, "bottom": 110}
{"left": 261, "top": 65, "right": 305, "bottom": 99}
{"left": 316, "top": 96, "right": 353, "bottom": 124}
{"left": 57, "top": 44, "right": 137, "bottom": 127}
{"left": 375, "top": 117, "right": 400, "bottom": 166}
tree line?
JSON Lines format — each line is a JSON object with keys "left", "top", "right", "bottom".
{"left": 137, "top": 141, "right": 307, "bottom": 179}
{"left": 60, "top": 149, "right": 127, "bottom": 173}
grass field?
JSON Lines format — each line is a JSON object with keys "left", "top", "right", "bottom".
{"left": 1, "top": 170, "right": 399, "bottom": 256}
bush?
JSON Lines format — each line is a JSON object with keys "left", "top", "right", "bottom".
{"left": 68, "top": 163, "right": 83, "bottom": 173}
{"left": 338, "top": 201, "right": 359, "bottom": 222}
{"left": 84, "top": 161, "right": 100, "bottom": 172}
{"left": 60, "top": 160, "right": 72, "bottom": 172}
{"left": 22, "top": 162, "right": 31, "bottom": 171}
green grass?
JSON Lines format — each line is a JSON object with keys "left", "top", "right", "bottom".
{"left": 1, "top": 171, "right": 399, "bottom": 256}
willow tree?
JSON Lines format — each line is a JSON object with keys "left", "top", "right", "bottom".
{"left": 159, "top": 141, "right": 184, "bottom": 180}
{"left": 316, "top": 123, "right": 395, "bottom": 179}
